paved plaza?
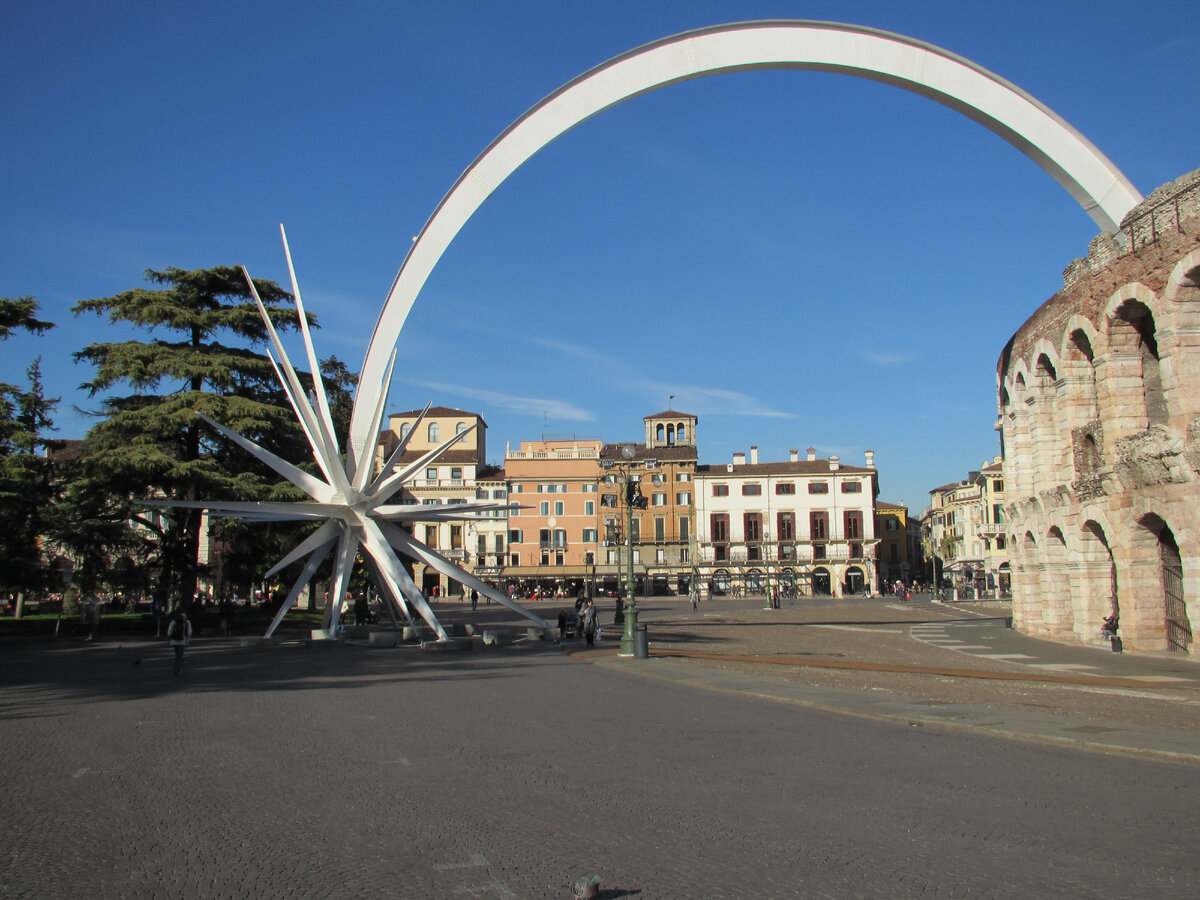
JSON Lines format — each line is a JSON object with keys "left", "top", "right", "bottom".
{"left": 2, "top": 597, "right": 1198, "bottom": 898}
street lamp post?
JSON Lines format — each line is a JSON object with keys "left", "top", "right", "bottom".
{"left": 601, "top": 444, "right": 648, "bottom": 657}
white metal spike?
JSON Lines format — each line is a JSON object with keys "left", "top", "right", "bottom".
{"left": 262, "top": 519, "right": 341, "bottom": 580}
{"left": 242, "top": 267, "right": 350, "bottom": 495}
{"left": 197, "top": 414, "right": 334, "bottom": 503}
{"left": 279, "top": 224, "right": 341, "bottom": 464}
{"left": 368, "top": 402, "right": 432, "bottom": 493}
{"left": 352, "top": 348, "right": 396, "bottom": 492}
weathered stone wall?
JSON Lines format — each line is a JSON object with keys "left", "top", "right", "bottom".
{"left": 997, "top": 167, "right": 1200, "bottom": 655}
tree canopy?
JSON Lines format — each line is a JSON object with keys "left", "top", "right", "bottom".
{"left": 0, "top": 298, "right": 58, "bottom": 603}
{"left": 69, "top": 265, "right": 316, "bottom": 603}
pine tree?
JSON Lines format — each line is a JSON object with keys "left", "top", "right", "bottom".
{"left": 71, "top": 266, "right": 311, "bottom": 606}
{"left": 0, "top": 298, "right": 58, "bottom": 614}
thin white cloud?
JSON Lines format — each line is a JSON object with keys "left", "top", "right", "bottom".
{"left": 524, "top": 339, "right": 795, "bottom": 420}
{"left": 413, "top": 380, "right": 596, "bottom": 422}
{"left": 860, "top": 348, "right": 919, "bottom": 366}
{"left": 641, "top": 380, "right": 797, "bottom": 419}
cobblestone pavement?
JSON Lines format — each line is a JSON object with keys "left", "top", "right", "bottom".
{"left": 2, "top": 598, "right": 1198, "bottom": 899}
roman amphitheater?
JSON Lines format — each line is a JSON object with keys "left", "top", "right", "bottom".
{"left": 999, "top": 167, "right": 1200, "bottom": 656}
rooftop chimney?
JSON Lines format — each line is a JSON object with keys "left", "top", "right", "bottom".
{"left": 865, "top": 450, "right": 875, "bottom": 469}
{"left": 829, "top": 455, "right": 840, "bottom": 471}
{"left": 749, "top": 445, "right": 758, "bottom": 465}
{"left": 789, "top": 448, "right": 799, "bottom": 462}
{"left": 806, "top": 447, "right": 817, "bottom": 461}
{"left": 733, "top": 451, "right": 746, "bottom": 466}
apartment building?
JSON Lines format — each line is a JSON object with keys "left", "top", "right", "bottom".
{"left": 695, "top": 447, "right": 879, "bottom": 598}
{"left": 375, "top": 406, "right": 489, "bottom": 597}
{"left": 503, "top": 438, "right": 603, "bottom": 597}
{"left": 874, "top": 501, "right": 912, "bottom": 589}
{"left": 596, "top": 411, "right": 699, "bottom": 597}
{"left": 923, "top": 458, "right": 1008, "bottom": 596}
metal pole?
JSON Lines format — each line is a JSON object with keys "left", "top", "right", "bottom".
{"left": 619, "top": 466, "right": 639, "bottom": 657}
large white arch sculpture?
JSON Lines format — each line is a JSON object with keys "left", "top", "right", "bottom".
{"left": 349, "top": 19, "right": 1142, "bottom": 449}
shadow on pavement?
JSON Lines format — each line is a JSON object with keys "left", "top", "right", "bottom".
{"left": 0, "top": 636, "right": 567, "bottom": 718}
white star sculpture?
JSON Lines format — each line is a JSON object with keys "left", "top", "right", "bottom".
{"left": 157, "top": 227, "right": 547, "bottom": 640}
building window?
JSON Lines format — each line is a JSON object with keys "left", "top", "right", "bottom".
{"left": 399, "top": 423, "right": 411, "bottom": 441}
{"left": 451, "top": 467, "right": 463, "bottom": 480}
{"left": 809, "top": 482, "right": 828, "bottom": 494}
{"left": 679, "top": 517, "right": 690, "bottom": 541}
{"left": 539, "top": 528, "right": 551, "bottom": 548}
{"left": 513, "top": 484, "right": 522, "bottom": 493}
{"left": 582, "top": 528, "right": 597, "bottom": 543}
{"left": 585, "top": 551, "right": 594, "bottom": 565}
{"left": 585, "top": 500, "right": 595, "bottom": 516}
{"left": 810, "top": 511, "right": 828, "bottom": 539}
{"left": 711, "top": 514, "right": 729, "bottom": 542}
{"left": 742, "top": 483, "right": 761, "bottom": 496}
{"left": 777, "top": 511, "right": 795, "bottom": 541}
{"left": 654, "top": 517, "right": 665, "bottom": 542}
{"left": 813, "top": 544, "right": 827, "bottom": 559}
{"left": 680, "top": 548, "right": 690, "bottom": 563}
{"left": 426, "top": 467, "right": 437, "bottom": 480}
{"left": 583, "top": 483, "right": 597, "bottom": 493}
{"left": 886, "top": 518, "right": 899, "bottom": 532}
{"left": 607, "top": 549, "right": 617, "bottom": 564}
{"left": 508, "top": 529, "right": 522, "bottom": 544}
{"left": 456, "top": 421, "right": 467, "bottom": 435}
{"left": 713, "top": 484, "right": 729, "bottom": 497}
{"left": 495, "top": 535, "right": 504, "bottom": 554}
{"left": 850, "top": 542, "right": 863, "bottom": 558}
{"left": 539, "top": 502, "right": 549, "bottom": 516}
{"left": 844, "top": 511, "right": 863, "bottom": 540}
{"left": 630, "top": 519, "right": 640, "bottom": 542}
{"left": 510, "top": 553, "right": 519, "bottom": 566}
{"left": 656, "top": 548, "right": 666, "bottom": 564}
{"left": 776, "top": 482, "right": 795, "bottom": 495}
{"left": 744, "top": 513, "right": 762, "bottom": 544}
{"left": 715, "top": 545, "right": 728, "bottom": 561}
{"left": 632, "top": 550, "right": 641, "bottom": 564}
{"left": 676, "top": 491, "right": 691, "bottom": 505}
{"left": 424, "top": 525, "right": 438, "bottom": 548}
{"left": 841, "top": 481, "right": 862, "bottom": 493}
{"left": 428, "top": 422, "right": 439, "bottom": 442}
{"left": 554, "top": 501, "right": 564, "bottom": 516}
{"left": 601, "top": 493, "right": 618, "bottom": 508}
{"left": 553, "top": 529, "right": 566, "bottom": 548}
{"left": 676, "top": 472, "right": 691, "bottom": 482}
{"left": 652, "top": 492, "right": 667, "bottom": 506}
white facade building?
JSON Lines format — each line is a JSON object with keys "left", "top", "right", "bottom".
{"left": 694, "top": 447, "right": 879, "bottom": 598}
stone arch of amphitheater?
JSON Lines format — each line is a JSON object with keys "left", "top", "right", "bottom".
{"left": 999, "top": 170, "right": 1200, "bottom": 655}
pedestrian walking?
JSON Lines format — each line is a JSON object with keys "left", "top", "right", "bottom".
{"left": 353, "top": 592, "right": 368, "bottom": 626}
{"left": 470, "top": 588, "right": 478, "bottom": 612}
{"left": 689, "top": 586, "right": 698, "bottom": 611}
{"left": 167, "top": 607, "right": 191, "bottom": 676}
{"left": 219, "top": 596, "right": 234, "bottom": 636}
{"left": 582, "top": 599, "right": 598, "bottom": 648}
{"left": 83, "top": 592, "right": 101, "bottom": 641}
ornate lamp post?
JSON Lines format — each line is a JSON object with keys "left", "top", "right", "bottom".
{"left": 601, "top": 444, "right": 648, "bottom": 657}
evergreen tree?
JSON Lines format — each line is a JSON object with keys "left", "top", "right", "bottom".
{"left": 0, "top": 299, "right": 58, "bottom": 613}
{"left": 71, "top": 266, "right": 311, "bottom": 606}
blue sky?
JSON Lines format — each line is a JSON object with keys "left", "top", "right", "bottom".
{"left": 3, "top": 1, "right": 1197, "bottom": 514}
